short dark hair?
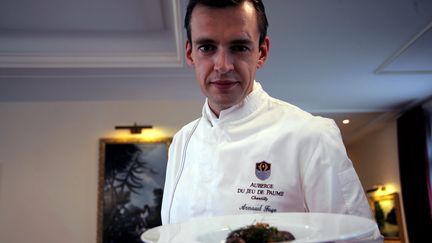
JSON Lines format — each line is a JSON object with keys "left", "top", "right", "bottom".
{"left": 184, "top": 0, "right": 268, "bottom": 46}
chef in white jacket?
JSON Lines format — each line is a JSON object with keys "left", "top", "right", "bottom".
{"left": 161, "top": 0, "right": 381, "bottom": 240}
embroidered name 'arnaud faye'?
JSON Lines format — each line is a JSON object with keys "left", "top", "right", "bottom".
{"left": 255, "top": 161, "right": 271, "bottom": 181}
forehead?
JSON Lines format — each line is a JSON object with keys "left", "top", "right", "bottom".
{"left": 190, "top": 2, "right": 259, "bottom": 41}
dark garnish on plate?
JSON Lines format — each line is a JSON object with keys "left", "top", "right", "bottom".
{"left": 226, "top": 222, "right": 295, "bottom": 243}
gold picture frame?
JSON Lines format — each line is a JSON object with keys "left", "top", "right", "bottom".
{"left": 97, "top": 137, "right": 171, "bottom": 243}
{"left": 368, "top": 192, "right": 405, "bottom": 242}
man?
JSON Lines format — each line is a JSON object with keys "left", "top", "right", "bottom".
{"left": 161, "top": 0, "right": 380, "bottom": 239}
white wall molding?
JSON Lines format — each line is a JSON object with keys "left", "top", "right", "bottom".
{"left": 0, "top": 0, "right": 184, "bottom": 68}
{"left": 0, "top": 53, "right": 183, "bottom": 68}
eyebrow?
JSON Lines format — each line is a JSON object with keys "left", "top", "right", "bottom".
{"left": 230, "top": 39, "right": 254, "bottom": 46}
{"left": 193, "top": 38, "right": 254, "bottom": 46}
{"left": 193, "top": 38, "right": 216, "bottom": 46}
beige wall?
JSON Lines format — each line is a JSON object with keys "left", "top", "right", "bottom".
{"left": 0, "top": 100, "right": 202, "bottom": 243}
{"left": 348, "top": 121, "right": 400, "bottom": 191}
{"left": 347, "top": 121, "right": 408, "bottom": 242}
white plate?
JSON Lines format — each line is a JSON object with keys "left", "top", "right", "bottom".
{"left": 141, "top": 212, "right": 378, "bottom": 243}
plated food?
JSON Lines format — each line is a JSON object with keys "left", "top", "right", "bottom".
{"left": 225, "top": 222, "right": 295, "bottom": 243}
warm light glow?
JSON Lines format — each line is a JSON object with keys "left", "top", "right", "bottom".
{"left": 342, "top": 119, "right": 350, "bottom": 124}
{"left": 137, "top": 127, "right": 168, "bottom": 140}
{"left": 382, "top": 184, "right": 396, "bottom": 194}
{"left": 371, "top": 183, "right": 397, "bottom": 197}
{"left": 107, "top": 127, "right": 172, "bottom": 141}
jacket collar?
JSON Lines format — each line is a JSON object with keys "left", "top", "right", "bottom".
{"left": 202, "top": 81, "right": 268, "bottom": 127}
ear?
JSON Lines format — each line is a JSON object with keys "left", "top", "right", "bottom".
{"left": 185, "top": 40, "right": 194, "bottom": 67}
{"left": 257, "top": 36, "right": 270, "bottom": 69}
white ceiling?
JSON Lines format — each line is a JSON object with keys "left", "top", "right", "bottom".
{"left": 0, "top": 0, "right": 431, "bottom": 144}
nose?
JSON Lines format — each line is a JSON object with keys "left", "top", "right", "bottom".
{"left": 214, "top": 49, "right": 234, "bottom": 73}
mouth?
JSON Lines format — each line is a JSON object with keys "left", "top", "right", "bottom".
{"left": 209, "top": 80, "right": 239, "bottom": 90}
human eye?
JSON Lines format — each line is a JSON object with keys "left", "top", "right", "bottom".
{"left": 230, "top": 45, "right": 250, "bottom": 53}
{"left": 198, "top": 44, "right": 216, "bottom": 53}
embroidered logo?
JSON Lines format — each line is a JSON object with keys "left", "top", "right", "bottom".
{"left": 255, "top": 161, "right": 271, "bottom": 181}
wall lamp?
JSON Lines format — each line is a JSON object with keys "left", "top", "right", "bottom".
{"left": 366, "top": 184, "right": 386, "bottom": 194}
{"left": 115, "top": 123, "right": 153, "bottom": 134}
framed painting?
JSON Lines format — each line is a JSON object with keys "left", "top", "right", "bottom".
{"left": 368, "top": 192, "right": 405, "bottom": 243}
{"left": 97, "top": 137, "right": 171, "bottom": 243}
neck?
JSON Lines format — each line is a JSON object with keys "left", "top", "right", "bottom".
{"left": 209, "top": 104, "right": 224, "bottom": 118}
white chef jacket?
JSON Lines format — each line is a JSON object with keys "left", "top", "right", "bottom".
{"left": 161, "top": 82, "right": 374, "bottom": 227}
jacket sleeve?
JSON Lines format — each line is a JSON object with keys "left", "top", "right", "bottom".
{"left": 300, "top": 118, "right": 373, "bottom": 218}
{"left": 292, "top": 117, "right": 383, "bottom": 240}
